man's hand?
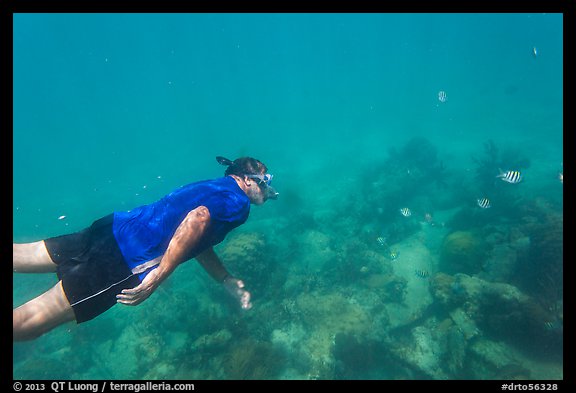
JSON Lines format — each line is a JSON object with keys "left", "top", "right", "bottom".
{"left": 116, "top": 268, "right": 160, "bottom": 306}
{"left": 223, "top": 277, "right": 252, "bottom": 310}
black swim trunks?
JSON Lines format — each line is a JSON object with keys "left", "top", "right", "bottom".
{"left": 44, "top": 214, "right": 140, "bottom": 323}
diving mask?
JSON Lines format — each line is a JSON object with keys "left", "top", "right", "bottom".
{"left": 247, "top": 173, "right": 279, "bottom": 200}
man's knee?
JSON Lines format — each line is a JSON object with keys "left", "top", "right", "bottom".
{"left": 13, "top": 241, "right": 57, "bottom": 273}
{"left": 13, "top": 282, "right": 75, "bottom": 341}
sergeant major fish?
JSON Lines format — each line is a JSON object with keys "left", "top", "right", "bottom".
{"left": 399, "top": 207, "right": 412, "bottom": 217}
{"left": 497, "top": 169, "right": 522, "bottom": 184}
{"left": 477, "top": 197, "right": 491, "bottom": 209}
{"left": 438, "top": 90, "right": 447, "bottom": 103}
{"left": 414, "top": 269, "right": 430, "bottom": 278}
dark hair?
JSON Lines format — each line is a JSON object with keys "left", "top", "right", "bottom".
{"left": 216, "top": 156, "right": 267, "bottom": 177}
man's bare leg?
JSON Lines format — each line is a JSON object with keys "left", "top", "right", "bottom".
{"left": 13, "top": 281, "right": 75, "bottom": 341}
{"left": 13, "top": 241, "right": 57, "bottom": 273}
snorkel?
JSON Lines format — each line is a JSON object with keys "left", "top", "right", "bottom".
{"left": 265, "top": 185, "right": 279, "bottom": 200}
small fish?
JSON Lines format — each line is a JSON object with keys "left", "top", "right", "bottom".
{"left": 477, "top": 197, "right": 491, "bottom": 209}
{"left": 415, "top": 269, "right": 430, "bottom": 278}
{"left": 424, "top": 213, "right": 433, "bottom": 223}
{"left": 544, "top": 321, "right": 555, "bottom": 330}
{"left": 58, "top": 215, "right": 66, "bottom": 220}
{"left": 438, "top": 90, "right": 447, "bottom": 103}
{"left": 399, "top": 207, "right": 412, "bottom": 217}
{"left": 497, "top": 169, "right": 522, "bottom": 184}
{"left": 533, "top": 46, "right": 538, "bottom": 57}
{"left": 558, "top": 172, "right": 563, "bottom": 184}
{"left": 389, "top": 250, "right": 400, "bottom": 260}
{"left": 376, "top": 236, "right": 387, "bottom": 246}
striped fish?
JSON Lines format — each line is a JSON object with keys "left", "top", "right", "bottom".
{"left": 438, "top": 90, "right": 447, "bottom": 103}
{"left": 544, "top": 320, "right": 561, "bottom": 331}
{"left": 399, "top": 207, "right": 412, "bottom": 217}
{"left": 477, "top": 198, "right": 491, "bottom": 209}
{"left": 497, "top": 170, "right": 522, "bottom": 184}
{"left": 414, "top": 269, "right": 430, "bottom": 278}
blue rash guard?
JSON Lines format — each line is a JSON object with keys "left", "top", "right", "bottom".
{"left": 112, "top": 176, "right": 250, "bottom": 280}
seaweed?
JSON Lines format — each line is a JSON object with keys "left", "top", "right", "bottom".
{"left": 472, "top": 139, "right": 531, "bottom": 193}
{"left": 516, "top": 202, "right": 563, "bottom": 308}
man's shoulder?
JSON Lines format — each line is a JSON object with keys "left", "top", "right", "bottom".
{"left": 183, "top": 178, "right": 247, "bottom": 212}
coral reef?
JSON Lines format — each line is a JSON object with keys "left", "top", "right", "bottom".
{"left": 472, "top": 139, "right": 501, "bottom": 192}
{"left": 296, "top": 291, "right": 372, "bottom": 336}
{"left": 192, "top": 328, "right": 232, "bottom": 352}
{"left": 358, "top": 137, "right": 451, "bottom": 240}
{"left": 439, "top": 231, "right": 486, "bottom": 274}
{"left": 479, "top": 229, "right": 528, "bottom": 283}
{"left": 220, "top": 232, "right": 266, "bottom": 261}
{"left": 389, "top": 271, "right": 559, "bottom": 380}
{"left": 13, "top": 356, "right": 72, "bottom": 380}
{"left": 393, "top": 325, "right": 449, "bottom": 379}
{"left": 516, "top": 199, "right": 563, "bottom": 307}
{"left": 289, "top": 290, "right": 380, "bottom": 379}
{"left": 87, "top": 322, "right": 166, "bottom": 379}
{"left": 467, "top": 339, "right": 532, "bottom": 380}
{"left": 431, "top": 273, "right": 528, "bottom": 314}
{"left": 397, "top": 136, "right": 439, "bottom": 170}
{"left": 387, "top": 136, "right": 447, "bottom": 188}
{"left": 363, "top": 273, "right": 407, "bottom": 303}
{"left": 222, "top": 338, "right": 286, "bottom": 379}
{"left": 430, "top": 272, "right": 562, "bottom": 359}
{"left": 442, "top": 320, "right": 467, "bottom": 376}
{"left": 332, "top": 333, "right": 392, "bottom": 379}
{"left": 295, "top": 229, "right": 338, "bottom": 274}
{"left": 220, "top": 231, "right": 284, "bottom": 295}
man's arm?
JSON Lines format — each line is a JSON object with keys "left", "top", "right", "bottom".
{"left": 195, "top": 247, "right": 231, "bottom": 283}
{"left": 116, "top": 205, "right": 211, "bottom": 306}
{"left": 196, "top": 247, "right": 252, "bottom": 310}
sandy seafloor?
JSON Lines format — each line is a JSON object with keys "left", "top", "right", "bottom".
{"left": 13, "top": 13, "right": 563, "bottom": 380}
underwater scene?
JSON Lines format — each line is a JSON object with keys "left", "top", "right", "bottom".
{"left": 13, "top": 13, "right": 563, "bottom": 380}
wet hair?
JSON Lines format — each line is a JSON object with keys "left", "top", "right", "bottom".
{"left": 216, "top": 156, "right": 267, "bottom": 177}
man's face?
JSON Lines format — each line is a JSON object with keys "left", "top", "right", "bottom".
{"left": 249, "top": 172, "right": 281, "bottom": 204}
{"left": 242, "top": 172, "right": 277, "bottom": 205}
{"left": 246, "top": 177, "right": 268, "bottom": 205}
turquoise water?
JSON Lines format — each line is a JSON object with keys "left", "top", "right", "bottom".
{"left": 13, "top": 13, "right": 563, "bottom": 380}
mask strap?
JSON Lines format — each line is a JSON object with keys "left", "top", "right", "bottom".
{"left": 216, "top": 156, "right": 234, "bottom": 166}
